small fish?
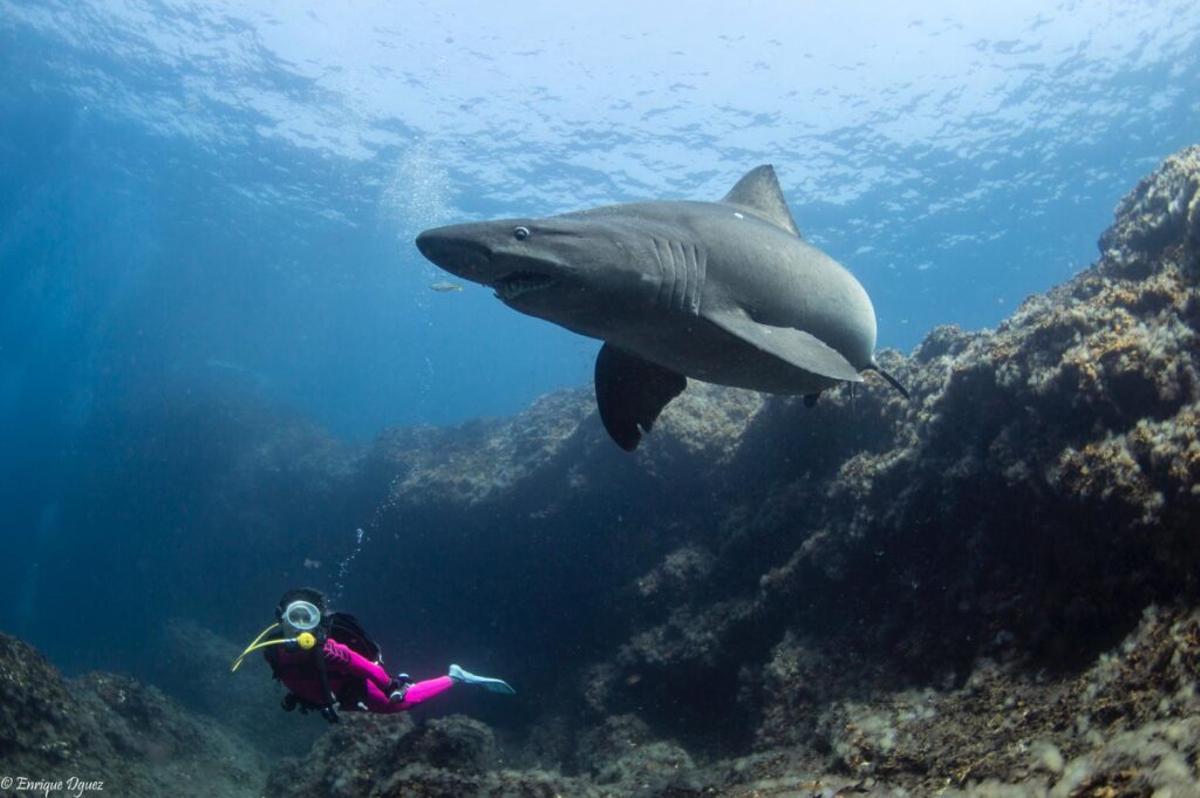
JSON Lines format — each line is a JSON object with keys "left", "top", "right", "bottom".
{"left": 304, "top": 558, "right": 321, "bottom": 570}
{"left": 429, "top": 281, "right": 464, "bottom": 293}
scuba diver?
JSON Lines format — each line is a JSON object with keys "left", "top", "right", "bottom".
{"left": 232, "top": 588, "right": 514, "bottom": 723}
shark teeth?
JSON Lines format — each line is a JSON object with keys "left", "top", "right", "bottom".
{"left": 494, "top": 272, "right": 556, "bottom": 302}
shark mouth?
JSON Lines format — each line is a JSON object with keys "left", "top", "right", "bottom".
{"left": 493, "top": 271, "right": 557, "bottom": 302}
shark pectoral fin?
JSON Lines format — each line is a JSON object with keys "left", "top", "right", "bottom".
{"left": 707, "top": 311, "right": 863, "bottom": 383}
{"left": 594, "top": 343, "right": 687, "bottom": 451}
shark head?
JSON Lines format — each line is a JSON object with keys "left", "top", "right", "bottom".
{"left": 416, "top": 215, "right": 653, "bottom": 335}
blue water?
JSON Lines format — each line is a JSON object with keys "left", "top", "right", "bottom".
{"left": 1, "top": 1, "right": 1199, "bottom": 668}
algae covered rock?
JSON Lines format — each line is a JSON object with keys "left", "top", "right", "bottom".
{"left": 0, "top": 632, "right": 265, "bottom": 798}
{"left": 1099, "top": 145, "right": 1200, "bottom": 277}
{"left": 0, "top": 634, "right": 85, "bottom": 768}
{"left": 266, "top": 713, "right": 599, "bottom": 798}
{"left": 576, "top": 714, "right": 702, "bottom": 797}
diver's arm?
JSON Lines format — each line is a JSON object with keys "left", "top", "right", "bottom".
{"left": 321, "top": 639, "right": 392, "bottom": 689}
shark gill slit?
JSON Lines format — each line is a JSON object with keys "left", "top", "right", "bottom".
{"left": 669, "top": 240, "right": 687, "bottom": 312}
{"left": 655, "top": 237, "right": 678, "bottom": 311}
{"left": 689, "top": 244, "right": 706, "bottom": 315}
{"left": 682, "top": 243, "right": 695, "bottom": 314}
{"left": 650, "top": 237, "right": 667, "bottom": 307}
{"left": 682, "top": 242, "right": 700, "bottom": 315}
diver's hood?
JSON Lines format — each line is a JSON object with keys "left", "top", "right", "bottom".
{"left": 276, "top": 587, "right": 328, "bottom": 621}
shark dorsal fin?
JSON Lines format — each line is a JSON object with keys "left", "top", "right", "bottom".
{"left": 720, "top": 165, "right": 802, "bottom": 238}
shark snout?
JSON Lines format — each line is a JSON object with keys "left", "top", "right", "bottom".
{"left": 416, "top": 219, "right": 573, "bottom": 308}
{"left": 415, "top": 225, "right": 495, "bottom": 283}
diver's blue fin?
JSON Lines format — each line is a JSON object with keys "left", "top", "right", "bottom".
{"left": 449, "top": 663, "right": 516, "bottom": 695}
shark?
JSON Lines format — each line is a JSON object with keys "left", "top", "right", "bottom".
{"left": 415, "top": 165, "right": 907, "bottom": 451}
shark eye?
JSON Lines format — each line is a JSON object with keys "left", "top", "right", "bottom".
{"left": 513, "top": 226, "right": 530, "bottom": 241}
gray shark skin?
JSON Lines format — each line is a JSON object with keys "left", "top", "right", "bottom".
{"left": 416, "top": 165, "right": 907, "bottom": 450}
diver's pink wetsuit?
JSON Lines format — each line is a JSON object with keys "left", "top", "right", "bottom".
{"left": 271, "top": 638, "right": 453, "bottom": 713}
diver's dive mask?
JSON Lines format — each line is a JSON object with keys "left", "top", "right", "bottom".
{"left": 281, "top": 600, "right": 322, "bottom": 633}
{"left": 230, "top": 600, "right": 324, "bottom": 673}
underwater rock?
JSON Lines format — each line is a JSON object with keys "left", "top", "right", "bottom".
{"left": 397, "top": 714, "right": 496, "bottom": 773}
{"left": 265, "top": 713, "right": 601, "bottom": 798}
{"left": 369, "top": 380, "right": 764, "bottom": 510}
{"left": 371, "top": 390, "right": 596, "bottom": 507}
{"left": 0, "top": 632, "right": 266, "bottom": 798}
{"left": 575, "top": 714, "right": 702, "bottom": 798}
{"left": 754, "top": 631, "right": 871, "bottom": 751}
{"left": 633, "top": 544, "right": 717, "bottom": 607}
{"left": 817, "top": 606, "right": 1200, "bottom": 796}
{"left": 146, "top": 618, "right": 321, "bottom": 758}
{"left": 1098, "top": 145, "right": 1200, "bottom": 278}
{"left": 0, "top": 634, "right": 84, "bottom": 768}
{"left": 649, "top": 382, "right": 766, "bottom": 463}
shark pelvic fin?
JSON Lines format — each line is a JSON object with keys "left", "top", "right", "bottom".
{"left": 720, "top": 165, "right": 803, "bottom": 238}
{"left": 594, "top": 343, "right": 687, "bottom": 451}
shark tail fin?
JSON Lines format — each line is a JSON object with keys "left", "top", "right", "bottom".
{"left": 867, "top": 361, "right": 910, "bottom": 399}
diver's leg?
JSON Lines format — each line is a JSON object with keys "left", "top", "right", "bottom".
{"left": 363, "top": 680, "right": 407, "bottom": 713}
{"left": 394, "top": 675, "right": 455, "bottom": 709}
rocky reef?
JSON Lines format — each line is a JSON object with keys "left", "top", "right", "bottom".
{"left": 0, "top": 632, "right": 264, "bottom": 798}
{"left": 4, "top": 147, "right": 1198, "bottom": 796}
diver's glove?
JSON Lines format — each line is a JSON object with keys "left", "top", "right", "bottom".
{"left": 449, "top": 663, "right": 516, "bottom": 695}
